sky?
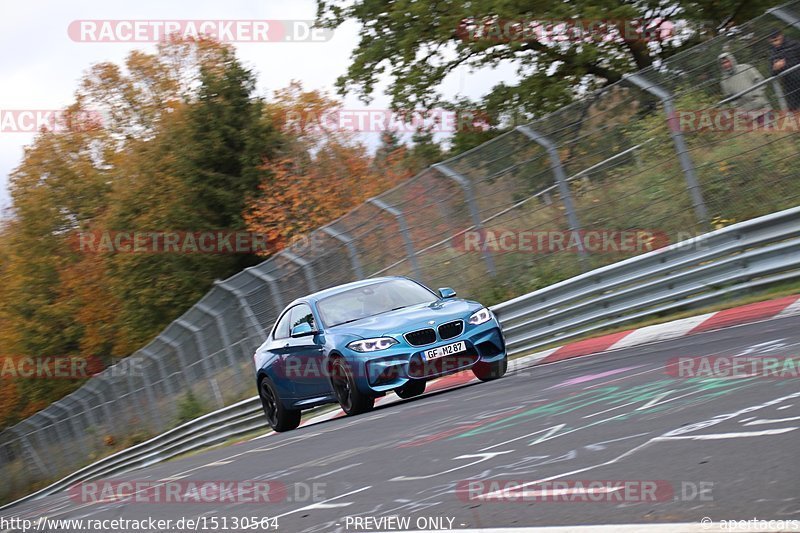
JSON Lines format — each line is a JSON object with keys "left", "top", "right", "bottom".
{"left": 0, "top": 0, "right": 518, "bottom": 217}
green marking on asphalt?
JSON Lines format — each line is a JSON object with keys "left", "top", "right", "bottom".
{"left": 450, "top": 377, "right": 761, "bottom": 440}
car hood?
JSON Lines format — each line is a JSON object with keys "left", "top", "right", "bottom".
{"left": 327, "top": 298, "right": 482, "bottom": 338}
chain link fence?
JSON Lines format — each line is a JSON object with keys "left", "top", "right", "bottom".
{"left": 3, "top": 1, "right": 800, "bottom": 504}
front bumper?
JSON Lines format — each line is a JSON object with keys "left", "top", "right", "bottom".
{"left": 347, "top": 320, "right": 506, "bottom": 394}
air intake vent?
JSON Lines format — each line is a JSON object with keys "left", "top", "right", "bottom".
{"left": 438, "top": 320, "right": 464, "bottom": 340}
{"left": 404, "top": 328, "right": 436, "bottom": 346}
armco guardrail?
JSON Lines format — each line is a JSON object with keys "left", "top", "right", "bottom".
{"left": 494, "top": 205, "right": 800, "bottom": 355}
{"left": 5, "top": 205, "right": 800, "bottom": 511}
{"left": 0, "top": 397, "right": 265, "bottom": 510}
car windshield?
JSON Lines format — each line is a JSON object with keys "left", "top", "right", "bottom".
{"left": 317, "top": 279, "right": 438, "bottom": 327}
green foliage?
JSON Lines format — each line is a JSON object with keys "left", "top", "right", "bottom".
{"left": 176, "top": 390, "right": 204, "bottom": 425}
{"left": 0, "top": 40, "right": 283, "bottom": 427}
{"left": 316, "top": 0, "right": 785, "bottom": 129}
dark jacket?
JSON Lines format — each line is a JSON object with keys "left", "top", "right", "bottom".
{"left": 769, "top": 35, "right": 800, "bottom": 76}
{"left": 770, "top": 35, "right": 800, "bottom": 109}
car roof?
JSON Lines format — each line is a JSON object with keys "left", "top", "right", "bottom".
{"left": 291, "top": 276, "right": 413, "bottom": 306}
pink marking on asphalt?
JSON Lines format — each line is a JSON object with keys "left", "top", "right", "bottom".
{"left": 546, "top": 365, "right": 644, "bottom": 389}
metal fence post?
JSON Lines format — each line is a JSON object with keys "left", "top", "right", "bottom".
{"left": 95, "top": 374, "right": 125, "bottom": 435}
{"left": 214, "top": 281, "right": 265, "bottom": 348}
{"left": 322, "top": 226, "right": 364, "bottom": 279}
{"left": 768, "top": 5, "right": 800, "bottom": 27}
{"left": 771, "top": 80, "right": 789, "bottom": 110}
{"left": 133, "top": 355, "right": 163, "bottom": 428}
{"left": 39, "top": 412, "right": 68, "bottom": 459}
{"left": 624, "top": 73, "right": 709, "bottom": 225}
{"left": 73, "top": 391, "right": 97, "bottom": 428}
{"left": 141, "top": 347, "right": 175, "bottom": 397}
{"left": 177, "top": 319, "right": 224, "bottom": 409}
{"left": 197, "top": 303, "right": 241, "bottom": 369}
{"left": 367, "top": 197, "right": 422, "bottom": 279}
{"left": 516, "top": 125, "right": 588, "bottom": 260}
{"left": 84, "top": 381, "right": 115, "bottom": 431}
{"left": 243, "top": 267, "right": 284, "bottom": 314}
{"left": 281, "top": 250, "right": 318, "bottom": 293}
{"left": 433, "top": 163, "right": 497, "bottom": 276}
{"left": 16, "top": 421, "right": 51, "bottom": 477}
{"left": 51, "top": 401, "right": 82, "bottom": 444}
{"left": 161, "top": 335, "right": 194, "bottom": 388}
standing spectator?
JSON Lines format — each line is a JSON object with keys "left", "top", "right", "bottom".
{"left": 769, "top": 30, "right": 800, "bottom": 110}
{"left": 719, "top": 52, "right": 769, "bottom": 124}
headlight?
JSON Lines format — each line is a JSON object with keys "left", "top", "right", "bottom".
{"left": 347, "top": 337, "right": 399, "bottom": 352}
{"left": 468, "top": 307, "right": 493, "bottom": 325}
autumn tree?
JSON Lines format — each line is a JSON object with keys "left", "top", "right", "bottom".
{"left": 316, "top": 0, "right": 785, "bottom": 131}
{"left": 244, "top": 82, "right": 414, "bottom": 253}
{"left": 0, "top": 38, "right": 283, "bottom": 428}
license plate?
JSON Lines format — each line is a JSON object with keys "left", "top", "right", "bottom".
{"left": 424, "top": 341, "right": 466, "bottom": 361}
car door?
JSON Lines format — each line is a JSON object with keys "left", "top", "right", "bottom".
{"left": 284, "top": 303, "right": 329, "bottom": 399}
{"left": 260, "top": 307, "right": 296, "bottom": 399}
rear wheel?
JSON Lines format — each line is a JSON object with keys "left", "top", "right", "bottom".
{"left": 331, "top": 358, "right": 375, "bottom": 415}
{"left": 395, "top": 379, "right": 426, "bottom": 399}
{"left": 259, "top": 377, "right": 301, "bottom": 432}
{"left": 472, "top": 355, "right": 508, "bottom": 382}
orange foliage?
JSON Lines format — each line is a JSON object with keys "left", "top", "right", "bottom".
{"left": 245, "top": 83, "right": 414, "bottom": 254}
{"left": 244, "top": 143, "right": 412, "bottom": 254}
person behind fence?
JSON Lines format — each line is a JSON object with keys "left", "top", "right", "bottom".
{"left": 768, "top": 29, "right": 800, "bottom": 110}
{"left": 718, "top": 52, "right": 770, "bottom": 125}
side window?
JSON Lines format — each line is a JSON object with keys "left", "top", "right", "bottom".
{"left": 289, "top": 304, "right": 316, "bottom": 332}
{"left": 272, "top": 309, "right": 293, "bottom": 340}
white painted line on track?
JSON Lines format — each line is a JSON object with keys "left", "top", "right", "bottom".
{"left": 273, "top": 485, "right": 371, "bottom": 520}
{"left": 608, "top": 313, "right": 715, "bottom": 350}
{"left": 776, "top": 297, "right": 800, "bottom": 318}
{"left": 655, "top": 427, "right": 797, "bottom": 440}
{"left": 744, "top": 415, "right": 800, "bottom": 425}
{"left": 308, "top": 462, "right": 362, "bottom": 480}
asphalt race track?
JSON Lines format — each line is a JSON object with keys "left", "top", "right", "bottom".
{"left": 3, "top": 316, "right": 800, "bottom": 532}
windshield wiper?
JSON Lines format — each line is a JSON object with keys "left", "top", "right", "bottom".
{"left": 330, "top": 305, "right": 412, "bottom": 327}
{"left": 330, "top": 317, "right": 366, "bottom": 327}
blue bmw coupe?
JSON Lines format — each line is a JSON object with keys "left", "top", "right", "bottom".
{"left": 253, "top": 276, "right": 507, "bottom": 431}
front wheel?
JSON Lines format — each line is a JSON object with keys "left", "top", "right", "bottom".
{"left": 331, "top": 358, "right": 375, "bottom": 415}
{"left": 395, "top": 379, "right": 426, "bottom": 399}
{"left": 259, "top": 377, "right": 301, "bottom": 432}
{"left": 472, "top": 355, "right": 508, "bottom": 382}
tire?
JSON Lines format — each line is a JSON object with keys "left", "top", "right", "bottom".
{"left": 330, "top": 358, "right": 375, "bottom": 415}
{"left": 259, "top": 377, "right": 301, "bottom": 432}
{"left": 395, "top": 379, "right": 426, "bottom": 399}
{"left": 472, "top": 355, "right": 508, "bottom": 382}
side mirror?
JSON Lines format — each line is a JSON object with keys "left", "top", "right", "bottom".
{"left": 290, "top": 323, "right": 318, "bottom": 338}
{"left": 438, "top": 287, "right": 457, "bottom": 299}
